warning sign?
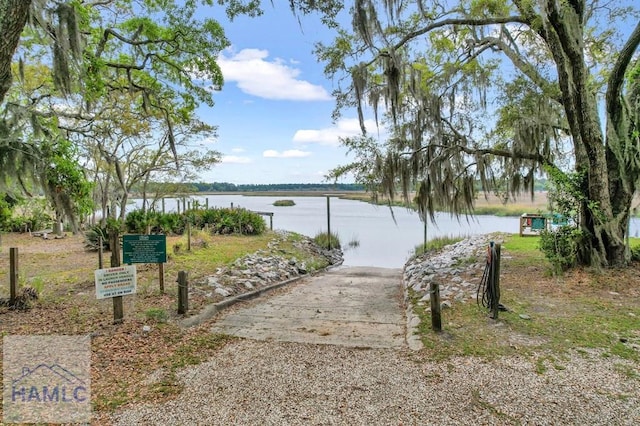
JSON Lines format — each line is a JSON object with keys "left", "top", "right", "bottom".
{"left": 94, "top": 265, "right": 137, "bottom": 299}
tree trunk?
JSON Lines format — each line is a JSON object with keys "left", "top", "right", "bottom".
{"left": 0, "top": 0, "right": 32, "bottom": 104}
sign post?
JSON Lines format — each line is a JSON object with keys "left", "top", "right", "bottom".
{"left": 122, "top": 234, "right": 167, "bottom": 294}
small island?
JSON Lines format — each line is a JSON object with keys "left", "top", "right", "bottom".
{"left": 273, "top": 199, "right": 296, "bottom": 207}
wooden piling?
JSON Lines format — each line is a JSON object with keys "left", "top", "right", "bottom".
{"left": 430, "top": 281, "right": 442, "bottom": 332}
{"left": 177, "top": 271, "right": 188, "bottom": 314}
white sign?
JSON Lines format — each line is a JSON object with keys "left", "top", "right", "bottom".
{"left": 94, "top": 265, "right": 137, "bottom": 299}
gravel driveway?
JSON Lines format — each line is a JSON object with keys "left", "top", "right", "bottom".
{"left": 113, "top": 340, "right": 639, "bottom": 425}
{"left": 112, "top": 265, "right": 640, "bottom": 425}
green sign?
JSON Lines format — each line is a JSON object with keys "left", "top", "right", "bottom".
{"left": 122, "top": 234, "right": 167, "bottom": 264}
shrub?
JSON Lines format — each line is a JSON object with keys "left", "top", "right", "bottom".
{"left": 539, "top": 225, "right": 582, "bottom": 273}
{"left": 313, "top": 231, "right": 341, "bottom": 249}
{"left": 85, "top": 224, "right": 110, "bottom": 250}
{"left": 273, "top": 199, "right": 295, "bottom": 207}
{"left": 203, "top": 208, "right": 266, "bottom": 235}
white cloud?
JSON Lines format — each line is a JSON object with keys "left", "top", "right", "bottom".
{"left": 218, "top": 48, "right": 332, "bottom": 101}
{"left": 221, "top": 155, "right": 252, "bottom": 164}
{"left": 292, "top": 118, "right": 384, "bottom": 147}
{"left": 263, "top": 149, "right": 312, "bottom": 158}
{"left": 231, "top": 147, "right": 246, "bottom": 153}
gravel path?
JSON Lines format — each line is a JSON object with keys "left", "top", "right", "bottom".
{"left": 113, "top": 340, "right": 640, "bottom": 425}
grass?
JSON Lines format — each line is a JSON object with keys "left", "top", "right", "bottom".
{"left": 414, "top": 235, "right": 466, "bottom": 256}
{"left": 410, "top": 233, "right": 640, "bottom": 364}
{"left": 273, "top": 199, "right": 296, "bottom": 207}
{"left": 313, "top": 231, "right": 341, "bottom": 250}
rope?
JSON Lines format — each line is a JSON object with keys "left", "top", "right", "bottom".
{"left": 476, "top": 242, "right": 504, "bottom": 315}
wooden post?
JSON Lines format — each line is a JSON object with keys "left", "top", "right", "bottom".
{"left": 326, "top": 196, "right": 331, "bottom": 250}
{"left": 109, "top": 229, "right": 124, "bottom": 324}
{"left": 9, "top": 248, "right": 18, "bottom": 306}
{"left": 159, "top": 262, "right": 165, "bottom": 294}
{"left": 430, "top": 281, "right": 442, "bottom": 332}
{"left": 269, "top": 214, "right": 273, "bottom": 231}
{"left": 187, "top": 221, "right": 191, "bottom": 251}
{"left": 182, "top": 197, "right": 186, "bottom": 212}
{"left": 177, "top": 271, "right": 188, "bottom": 314}
{"left": 98, "top": 236, "right": 104, "bottom": 269}
{"left": 205, "top": 198, "right": 209, "bottom": 209}
{"left": 177, "top": 201, "right": 181, "bottom": 215}
{"left": 491, "top": 243, "right": 502, "bottom": 320}
{"left": 188, "top": 201, "right": 192, "bottom": 211}
{"left": 162, "top": 198, "right": 165, "bottom": 214}
{"left": 423, "top": 219, "right": 427, "bottom": 251}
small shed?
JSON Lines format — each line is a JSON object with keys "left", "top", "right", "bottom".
{"left": 520, "top": 213, "right": 547, "bottom": 236}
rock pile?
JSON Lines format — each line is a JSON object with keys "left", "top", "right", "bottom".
{"left": 192, "top": 231, "right": 343, "bottom": 301}
{"left": 403, "top": 234, "right": 506, "bottom": 309}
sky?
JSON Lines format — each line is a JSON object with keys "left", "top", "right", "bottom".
{"left": 194, "top": 4, "right": 368, "bottom": 185}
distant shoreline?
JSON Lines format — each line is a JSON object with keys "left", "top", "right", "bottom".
{"left": 136, "top": 191, "right": 551, "bottom": 217}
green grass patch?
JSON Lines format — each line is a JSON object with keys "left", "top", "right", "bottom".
{"left": 414, "top": 235, "right": 465, "bottom": 256}
{"left": 313, "top": 231, "right": 341, "bottom": 250}
{"left": 409, "top": 235, "right": 640, "bottom": 362}
{"left": 273, "top": 199, "right": 295, "bottom": 207}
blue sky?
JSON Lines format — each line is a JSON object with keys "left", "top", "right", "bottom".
{"left": 195, "top": 5, "right": 371, "bottom": 184}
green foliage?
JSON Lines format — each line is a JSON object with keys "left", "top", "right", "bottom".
{"left": 40, "top": 139, "right": 94, "bottom": 222}
{"left": 414, "top": 235, "right": 465, "bottom": 256}
{"left": 1, "top": 198, "right": 52, "bottom": 232}
{"left": 84, "top": 224, "right": 110, "bottom": 251}
{"left": 313, "top": 231, "right": 341, "bottom": 250}
{"left": 0, "top": 196, "right": 14, "bottom": 230}
{"left": 144, "top": 307, "right": 168, "bottom": 323}
{"left": 539, "top": 226, "right": 583, "bottom": 273}
{"left": 273, "top": 199, "right": 295, "bottom": 206}
{"left": 544, "top": 166, "right": 585, "bottom": 224}
{"left": 124, "top": 208, "right": 266, "bottom": 236}
{"left": 192, "top": 208, "right": 266, "bottom": 235}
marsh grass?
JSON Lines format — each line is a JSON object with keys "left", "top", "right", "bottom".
{"left": 313, "top": 231, "right": 341, "bottom": 250}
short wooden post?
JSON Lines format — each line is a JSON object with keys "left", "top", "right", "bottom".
{"left": 182, "top": 197, "right": 186, "bottom": 212}
{"left": 188, "top": 201, "right": 192, "bottom": 211}
{"left": 162, "top": 198, "right": 165, "bottom": 214}
{"left": 9, "top": 248, "right": 18, "bottom": 305}
{"left": 326, "top": 196, "right": 331, "bottom": 250}
{"left": 205, "top": 198, "right": 209, "bottom": 209}
{"left": 109, "top": 229, "right": 124, "bottom": 324}
{"left": 159, "top": 262, "right": 165, "bottom": 294}
{"left": 98, "top": 236, "right": 104, "bottom": 269}
{"left": 269, "top": 214, "right": 273, "bottom": 230}
{"left": 177, "top": 201, "right": 181, "bottom": 215}
{"left": 177, "top": 271, "right": 188, "bottom": 314}
{"left": 187, "top": 221, "right": 191, "bottom": 251}
{"left": 430, "top": 281, "right": 442, "bottom": 332}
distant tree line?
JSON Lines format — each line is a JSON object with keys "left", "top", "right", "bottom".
{"left": 190, "top": 182, "right": 366, "bottom": 192}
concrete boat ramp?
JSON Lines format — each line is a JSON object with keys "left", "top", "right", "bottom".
{"left": 210, "top": 266, "right": 406, "bottom": 348}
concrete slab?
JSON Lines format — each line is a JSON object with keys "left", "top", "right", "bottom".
{"left": 210, "top": 266, "right": 406, "bottom": 348}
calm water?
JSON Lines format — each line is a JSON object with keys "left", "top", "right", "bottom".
{"left": 136, "top": 195, "right": 640, "bottom": 268}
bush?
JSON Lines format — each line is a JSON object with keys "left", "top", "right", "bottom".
{"left": 313, "top": 231, "right": 341, "bottom": 249}
{"left": 124, "top": 208, "right": 266, "bottom": 236}
{"left": 539, "top": 225, "right": 582, "bottom": 273}
{"left": 85, "top": 224, "right": 110, "bottom": 250}
{"left": 273, "top": 199, "right": 295, "bottom": 207}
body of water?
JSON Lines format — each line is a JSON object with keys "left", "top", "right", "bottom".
{"left": 135, "top": 195, "right": 555, "bottom": 268}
